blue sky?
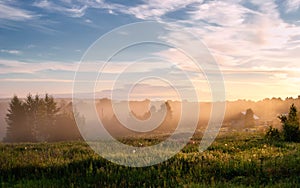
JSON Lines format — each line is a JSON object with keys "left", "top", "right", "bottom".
{"left": 0, "top": 0, "right": 300, "bottom": 101}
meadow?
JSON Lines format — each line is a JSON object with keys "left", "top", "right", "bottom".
{"left": 0, "top": 133, "right": 300, "bottom": 187}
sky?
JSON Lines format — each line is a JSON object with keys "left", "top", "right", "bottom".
{"left": 0, "top": 0, "right": 300, "bottom": 101}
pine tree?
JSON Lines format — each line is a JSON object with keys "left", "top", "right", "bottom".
{"left": 24, "top": 94, "right": 59, "bottom": 141}
{"left": 23, "top": 94, "right": 38, "bottom": 142}
{"left": 4, "top": 96, "right": 32, "bottom": 142}
{"left": 35, "top": 94, "right": 46, "bottom": 141}
{"left": 4, "top": 93, "right": 83, "bottom": 142}
{"left": 44, "top": 94, "right": 59, "bottom": 141}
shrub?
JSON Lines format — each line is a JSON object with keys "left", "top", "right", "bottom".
{"left": 278, "top": 104, "right": 300, "bottom": 142}
{"left": 265, "top": 126, "right": 281, "bottom": 141}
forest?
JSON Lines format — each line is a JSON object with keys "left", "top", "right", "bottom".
{"left": 3, "top": 94, "right": 83, "bottom": 142}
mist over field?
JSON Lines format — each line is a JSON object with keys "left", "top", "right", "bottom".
{"left": 0, "top": 96, "right": 299, "bottom": 141}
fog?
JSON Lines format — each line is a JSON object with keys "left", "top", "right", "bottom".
{"left": 1, "top": 97, "right": 299, "bottom": 141}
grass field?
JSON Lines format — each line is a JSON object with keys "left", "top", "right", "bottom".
{"left": 1, "top": 133, "right": 300, "bottom": 187}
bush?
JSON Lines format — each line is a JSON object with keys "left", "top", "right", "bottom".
{"left": 265, "top": 126, "right": 281, "bottom": 141}
{"left": 278, "top": 104, "right": 300, "bottom": 142}
{"left": 282, "top": 123, "right": 300, "bottom": 142}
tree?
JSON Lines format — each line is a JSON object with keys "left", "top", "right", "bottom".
{"left": 23, "top": 94, "right": 39, "bottom": 142}
{"left": 157, "top": 101, "right": 173, "bottom": 132}
{"left": 49, "top": 111, "right": 83, "bottom": 141}
{"left": 278, "top": 104, "right": 300, "bottom": 142}
{"left": 4, "top": 96, "right": 33, "bottom": 142}
{"left": 35, "top": 95, "right": 46, "bottom": 141}
{"left": 20, "top": 93, "right": 60, "bottom": 142}
{"left": 244, "top": 108, "right": 255, "bottom": 128}
{"left": 40, "top": 94, "right": 59, "bottom": 141}
{"left": 265, "top": 126, "right": 280, "bottom": 141}
{"left": 4, "top": 93, "right": 83, "bottom": 142}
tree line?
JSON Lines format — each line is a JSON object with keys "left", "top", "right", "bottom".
{"left": 4, "top": 94, "right": 83, "bottom": 142}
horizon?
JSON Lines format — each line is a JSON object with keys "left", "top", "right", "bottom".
{"left": 0, "top": 93, "right": 300, "bottom": 103}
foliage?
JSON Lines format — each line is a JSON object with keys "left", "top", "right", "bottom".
{"left": 0, "top": 133, "right": 300, "bottom": 187}
{"left": 4, "top": 96, "right": 32, "bottom": 142}
{"left": 265, "top": 126, "right": 281, "bottom": 141}
{"left": 244, "top": 108, "right": 255, "bottom": 128}
{"left": 39, "top": 94, "right": 60, "bottom": 141}
{"left": 49, "top": 112, "right": 83, "bottom": 142}
{"left": 4, "top": 94, "right": 82, "bottom": 143}
{"left": 278, "top": 104, "right": 300, "bottom": 142}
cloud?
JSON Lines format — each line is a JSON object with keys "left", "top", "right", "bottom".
{"left": 87, "top": 0, "right": 300, "bottom": 100}
{"left": 286, "top": 0, "right": 300, "bottom": 12}
{"left": 1, "top": 0, "right": 300, "bottom": 100}
{"left": 0, "top": 2, "right": 60, "bottom": 32}
{"left": 95, "top": 83, "right": 182, "bottom": 101}
{"left": 0, "top": 59, "right": 78, "bottom": 74}
{"left": 31, "top": 0, "right": 127, "bottom": 19}
{"left": 0, "top": 49, "right": 22, "bottom": 55}
{"left": 122, "top": 0, "right": 203, "bottom": 20}
{"left": 108, "top": 9, "right": 115, "bottom": 15}
{"left": 0, "top": 78, "right": 73, "bottom": 83}
{"left": 84, "top": 19, "right": 92, "bottom": 23}
{"left": 171, "top": 0, "right": 300, "bottom": 67}
{"left": 63, "top": 0, "right": 204, "bottom": 20}
{"left": 144, "top": 0, "right": 300, "bottom": 101}
{"left": 188, "top": 1, "right": 260, "bottom": 27}
{"left": 33, "top": 0, "right": 87, "bottom": 17}
{"left": 0, "top": 2, "right": 35, "bottom": 21}
{"left": 0, "top": 59, "right": 179, "bottom": 75}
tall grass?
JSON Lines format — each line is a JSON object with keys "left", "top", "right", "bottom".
{"left": 0, "top": 133, "right": 299, "bottom": 187}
